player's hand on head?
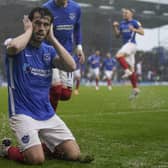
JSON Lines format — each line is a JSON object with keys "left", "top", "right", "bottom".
{"left": 113, "top": 21, "right": 119, "bottom": 27}
{"left": 23, "top": 15, "right": 33, "bottom": 32}
{"left": 46, "top": 24, "right": 55, "bottom": 43}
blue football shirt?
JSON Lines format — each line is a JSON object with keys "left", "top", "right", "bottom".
{"left": 43, "top": 0, "right": 82, "bottom": 53}
{"left": 88, "top": 55, "right": 101, "bottom": 69}
{"left": 119, "top": 19, "right": 141, "bottom": 44}
{"left": 103, "top": 58, "right": 117, "bottom": 71}
{"left": 6, "top": 42, "right": 57, "bottom": 121}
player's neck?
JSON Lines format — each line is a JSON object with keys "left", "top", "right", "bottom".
{"left": 55, "top": 0, "right": 68, "bottom": 7}
{"left": 29, "top": 40, "right": 41, "bottom": 48}
{"left": 127, "top": 17, "right": 133, "bottom": 21}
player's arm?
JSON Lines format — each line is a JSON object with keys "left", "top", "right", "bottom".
{"left": 130, "top": 26, "right": 144, "bottom": 35}
{"left": 112, "top": 21, "right": 121, "bottom": 38}
{"left": 74, "top": 6, "right": 85, "bottom": 64}
{"left": 6, "top": 16, "right": 32, "bottom": 56}
{"left": 129, "top": 22, "right": 144, "bottom": 35}
{"left": 48, "top": 25, "right": 76, "bottom": 72}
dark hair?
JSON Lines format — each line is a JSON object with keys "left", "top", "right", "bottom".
{"left": 28, "top": 7, "right": 54, "bottom": 23}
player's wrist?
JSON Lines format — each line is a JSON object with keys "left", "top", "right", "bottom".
{"left": 77, "top": 44, "right": 83, "bottom": 51}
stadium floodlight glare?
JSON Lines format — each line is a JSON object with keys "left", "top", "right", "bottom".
{"left": 99, "top": 5, "right": 115, "bottom": 10}
{"left": 162, "top": 12, "right": 168, "bottom": 16}
{"left": 136, "top": 0, "right": 168, "bottom": 5}
{"left": 19, "top": 0, "right": 40, "bottom": 1}
{"left": 142, "top": 10, "right": 156, "bottom": 15}
{"left": 78, "top": 3, "right": 92, "bottom": 8}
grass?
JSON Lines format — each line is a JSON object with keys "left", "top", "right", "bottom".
{"left": 0, "top": 85, "right": 168, "bottom": 168}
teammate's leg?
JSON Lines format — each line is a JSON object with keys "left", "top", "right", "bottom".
{"left": 127, "top": 55, "right": 140, "bottom": 99}
{"left": 74, "top": 70, "right": 81, "bottom": 95}
{"left": 105, "top": 71, "right": 112, "bottom": 90}
{"left": 94, "top": 68, "right": 100, "bottom": 90}
{"left": 60, "top": 87, "right": 72, "bottom": 100}
{"left": 116, "top": 53, "right": 132, "bottom": 78}
{"left": 60, "top": 71, "right": 73, "bottom": 100}
{"left": 50, "top": 84, "right": 62, "bottom": 110}
{"left": 50, "top": 69, "right": 62, "bottom": 111}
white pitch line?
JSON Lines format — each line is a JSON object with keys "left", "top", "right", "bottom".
{"left": 60, "top": 109, "right": 168, "bottom": 118}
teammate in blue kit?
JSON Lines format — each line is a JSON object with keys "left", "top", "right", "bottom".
{"left": 113, "top": 8, "right": 144, "bottom": 99}
{"left": 87, "top": 50, "right": 101, "bottom": 90}
{"left": 103, "top": 52, "right": 117, "bottom": 90}
{"left": 43, "top": 0, "right": 85, "bottom": 111}
{"left": 73, "top": 54, "right": 82, "bottom": 95}
{"left": 0, "top": 7, "right": 93, "bottom": 165}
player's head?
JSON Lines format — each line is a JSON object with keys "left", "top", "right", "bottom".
{"left": 106, "top": 52, "right": 111, "bottom": 58}
{"left": 122, "top": 8, "right": 135, "bottom": 20}
{"left": 29, "top": 7, "right": 53, "bottom": 43}
{"left": 95, "top": 50, "right": 100, "bottom": 56}
{"left": 55, "top": 0, "right": 68, "bottom": 6}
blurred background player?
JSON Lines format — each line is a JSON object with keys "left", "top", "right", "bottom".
{"left": 113, "top": 8, "right": 144, "bottom": 99}
{"left": 103, "top": 52, "right": 117, "bottom": 90}
{"left": 136, "top": 60, "right": 143, "bottom": 83}
{"left": 43, "top": 0, "right": 85, "bottom": 111}
{"left": 73, "top": 54, "right": 82, "bottom": 95}
{"left": 87, "top": 50, "right": 101, "bottom": 90}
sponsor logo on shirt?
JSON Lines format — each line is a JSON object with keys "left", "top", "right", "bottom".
{"left": 43, "top": 53, "right": 51, "bottom": 65}
{"left": 23, "top": 63, "right": 51, "bottom": 77}
{"left": 56, "top": 25, "right": 74, "bottom": 31}
{"left": 69, "top": 13, "right": 76, "bottom": 20}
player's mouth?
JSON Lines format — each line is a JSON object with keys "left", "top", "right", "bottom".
{"left": 36, "top": 33, "right": 45, "bottom": 39}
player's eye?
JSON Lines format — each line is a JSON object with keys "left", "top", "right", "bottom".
{"left": 34, "top": 20, "right": 41, "bottom": 26}
{"left": 44, "top": 23, "right": 50, "bottom": 27}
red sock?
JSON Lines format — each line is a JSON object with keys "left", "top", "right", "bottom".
{"left": 96, "top": 79, "right": 99, "bottom": 87}
{"left": 7, "top": 146, "right": 24, "bottom": 162}
{"left": 107, "top": 79, "right": 111, "bottom": 87}
{"left": 76, "top": 79, "right": 80, "bottom": 90}
{"left": 129, "top": 72, "right": 137, "bottom": 88}
{"left": 49, "top": 85, "right": 62, "bottom": 111}
{"left": 117, "top": 57, "right": 129, "bottom": 70}
{"left": 60, "top": 88, "right": 72, "bottom": 101}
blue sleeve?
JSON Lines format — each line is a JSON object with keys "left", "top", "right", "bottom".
{"left": 87, "top": 56, "right": 92, "bottom": 64}
{"left": 113, "top": 58, "right": 117, "bottom": 67}
{"left": 133, "top": 20, "right": 142, "bottom": 29}
{"left": 74, "top": 7, "right": 82, "bottom": 45}
{"left": 50, "top": 47, "right": 57, "bottom": 62}
{"left": 119, "top": 23, "right": 122, "bottom": 32}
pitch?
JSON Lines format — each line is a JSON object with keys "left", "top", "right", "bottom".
{"left": 0, "top": 86, "right": 168, "bottom": 168}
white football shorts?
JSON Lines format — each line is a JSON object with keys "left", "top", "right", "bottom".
{"left": 117, "top": 42, "right": 137, "bottom": 67}
{"left": 73, "top": 69, "right": 81, "bottom": 79}
{"left": 9, "top": 114, "right": 75, "bottom": 152}
{"left": 90, "top": 67, "right": 100, "bottom": 78}
{"left": 105, "top": 70, "right": 113, "bottom": 79}
{"left": 52, "top": 68, "right": 74, "bottom": 88}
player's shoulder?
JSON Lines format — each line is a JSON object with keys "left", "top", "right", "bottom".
{"left": 43, "top": 0, "right": 53, "bottom": 8}
{"left": 69, "top": 0, "right": 81, "bottom": 9}
{"left": 132, "top": 19, "right": 142, "bottom": 26}
{"left": 120, "top": 20, "right": 126, "bottom": 25}
{"left": 41, "top": 42, "right": 55, "bottom": 52}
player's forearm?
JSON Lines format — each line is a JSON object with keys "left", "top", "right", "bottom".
{"left": 51, "top": 38, "right": 76, "bottom": 72}
{"left": 113, "top": 27, "right": 120, "bottom": 38}
{"left": 6, "top": 29, "right": 32, "bottom": 55}
{"left": 133, "top": 28, "right": 144, "bottom": 35}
